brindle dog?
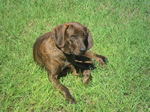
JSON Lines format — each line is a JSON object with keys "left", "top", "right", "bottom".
{"left": 33, "top": 22, "right": 107, "bottom": 103}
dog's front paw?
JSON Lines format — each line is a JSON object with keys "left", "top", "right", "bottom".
{"left": 95, "top": 54, "right": 108, "bottom": 65}
{"left": 72, "top": 71, "right": 80, "bottom": 76}
{"left": 83, "top": 70, "right": 91, "bottom": 84}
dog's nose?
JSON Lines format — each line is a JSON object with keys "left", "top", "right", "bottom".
{"left": 80, "top": 48, "right": 86, "bottom": 52}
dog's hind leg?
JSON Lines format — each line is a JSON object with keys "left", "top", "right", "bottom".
{"left": 45, "top": 63, "right": 76, "bottom": 104}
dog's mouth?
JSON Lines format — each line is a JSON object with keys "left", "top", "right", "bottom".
{"left": 73, "top": 51, "right": 86, "bottom": 56}
{"left": 79, "top": 51, "right": 86, "bottom": 55}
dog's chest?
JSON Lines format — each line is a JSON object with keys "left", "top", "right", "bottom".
{"left": 61, "top": 59, "right": 70, "bottom": 70}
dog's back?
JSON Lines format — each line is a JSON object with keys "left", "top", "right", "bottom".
{"left": 33, "top": 32, "right": 52, "bottom": 67}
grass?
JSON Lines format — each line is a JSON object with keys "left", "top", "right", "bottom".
{"left": 0, "top": 0, "right": 150, "bottom": 111}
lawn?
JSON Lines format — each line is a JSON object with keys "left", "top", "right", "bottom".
{"left": 0, "top": 0, "right": 150, "bottom": 111}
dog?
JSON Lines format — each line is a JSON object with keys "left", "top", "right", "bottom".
{"left": 33, "top": 22, "right": 107, "bottom": 103}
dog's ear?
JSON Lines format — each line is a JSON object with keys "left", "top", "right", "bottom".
{"left": 87, "top": 29, "right": 93, "bottom": 50}
{"left": 54, "top": 24, "right": 69, "bottom": 48}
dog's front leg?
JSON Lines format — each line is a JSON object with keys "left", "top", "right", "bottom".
{"left": 67, "top": 64, "right": 79, "bottom": 76}
{"left": 84, "top": 51, "right": 107, "bottom": 65}
{"left": 46, "top": 63, "right": 76, "bottom": 104}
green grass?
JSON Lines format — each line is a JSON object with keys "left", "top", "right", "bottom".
{"left": 0, "top": 0, "right": 150, "bottom": 111}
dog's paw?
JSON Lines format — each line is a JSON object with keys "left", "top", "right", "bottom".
{"left": 83, "top": 76, "right": 91, "bottom": 84}
{"left": 83, "top": 70, "right": 91, "bottom": 84}
{"left": 95, "top": 55, "right": 108, "bottom": 66}
{"left": 66, "top": 97, "right": 76, "bottom": 104}
{"left": 72, "top": 71, "right": 80, "bottom": 76}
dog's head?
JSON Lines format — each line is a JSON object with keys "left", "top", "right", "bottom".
{"left": 54, "top": 22, "right": 93, "bottom": 55}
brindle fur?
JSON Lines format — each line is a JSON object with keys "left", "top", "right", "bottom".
{"left": 33, "top": 22, "right": 107, "bottom": 103}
